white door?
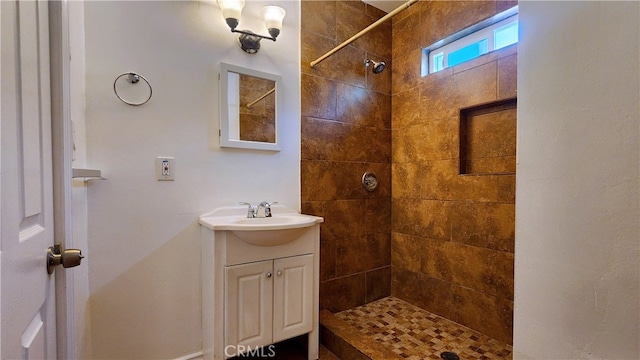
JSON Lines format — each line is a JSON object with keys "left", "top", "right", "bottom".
{"left": 1, "top": 0, "right": 58, "bottom": 359}
{"left": 273, "top": 254, "right": 313, "bottom": 343}
{"left": 225, "top": 260, "right": 273, "bottom": 353}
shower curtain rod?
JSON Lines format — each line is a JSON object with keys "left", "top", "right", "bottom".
{"left": 309, "top": 0, "right": 419, "bottom": 68}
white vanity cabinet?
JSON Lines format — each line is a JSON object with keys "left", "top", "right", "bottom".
{"left": 200, "top": 206, "right": 322, "bottom": 360}
{"left": 225, "top": 254, "right": 314, "bottom": 349}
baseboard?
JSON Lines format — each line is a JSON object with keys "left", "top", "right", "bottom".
{"left": 173, "top": 351, "right": 204, "bottom": 360}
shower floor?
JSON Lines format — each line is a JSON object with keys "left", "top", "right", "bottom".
{"left": 334, "top": 297, "right": 513, "bottom": 360}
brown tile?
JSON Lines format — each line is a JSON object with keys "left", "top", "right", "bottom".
{"left": 414, "top": 200, "right": 451, "bottom": 240}
{"left": 365, "top": 198, "right": 391, "bottom": 235}
{"left": 319, "top": 345, "right": 340, "bottom": 360}
{"left": 363, "top": 162, "right": 391, "bottom": 200}
{"left": 320, "top": 273, "right": 366, "bottom": 312}
{"left": 392, "top": 48, "right": 422, "bottom": 95}
{"left": 445, "top": 242, "right": 497, "bottom": 296}
{"left": 320, "top": 232, "right": 337, "bottom": 282}
{"left": 319, "top": 325, "right": 370, "bottom": 360}
{"left": 448, "top": 61, "right": 498, "bottom": 110}
{"left": 418, "top": 68, "right": 458, "bottom": 116}
{"left": 301, "top": 160, "right": 338, "bottom": 201}
{"left": 337, "top": 2, "right": 392, "bottom": 59}
{"left": 392, "top": 0, "right": 424, "bottom": 24}
{"left": 337, "top": 1, "right": 372, "bottom": 45}
{"left": 238, "top": 114, "right": 275, "bottom": 143}
{"left": 301, "top": 74, "right": 337, "bottom": 120}
{"left": 422, "top": 63, "right": 498, "bottom": 124}
{"left": 365, "top": 127, "right": 392, "bottom": 164}
{"left": 303, "top": 160, "right": 371, "bottom": 202}
{"left": 497, "top": 174, "right": 516, "bottom": 203}
{"left": 419, "top": 159, "right": 457, "bottom": 200}
{"left": 420, "top": 238, "right": 454, "bottom": 282}
{"left": 301, "top": 117, "right": 369, "bottom": 162}
{"left": 365, "top": 266, "right": 391, "bottom": 302}
{"left": 336, "top": 83, "right": 390, "bottom": 128}
{"left": 451, "top": 285, "right": 513, "bottom": 344}
{"left": 339, "top": 0, "right": 365, "bottom": 12}
{"left": 419, "top": 68, "right": 456, "bottom": 122}
{"left": 465, "top": 157, "right": 516, "bottom": 174}
{"left": 422, "top": 1, "right": 498, "bottom": 46}
{"left": 391, "top": 89, "right": 420, "bottom": 129}
{"left": 323, "top": 200, "right": 367, "bottom": 241}
{"left": 466, "top": 107, "right": 517, "bottom": 159}
{"left": 496, "top": 0, "right": 519, "bottom": 14}
{"left": 450, "top": 202, "right": 515, "bottom": 252}
{"left": 301, "top": 1, "right": 336, "bottom": 40}
{"left": 391, "top": 232, "right": 422, "bottom": 273}
{"left": 337, "top": 234, "right": 391, "bottom": 276}
{"left": 392, "top": 120, "right": 458, "bottom": 163}
{"left": 392, "top": 12, "right": 422, "bottom": 60}
{"left": 392, "top": 268, "right": 454, "bottom": 320}
{"left": 305, "top": 41, "right": 367, "bottom": 88}
{"left": 335, "top": 162, "right": 370, "bottom": 200}
{"left": 362, "top": 20, "right": 392, "bottom": 60}
{"left": 391, "top": 162, "right": 421, "bottom": 199}
{"left": 449, "top": 174, "right": 501, "bottom": 202}
{"left": 490, "top": 250, "right": 514, "bottom": 300}
{"left": 498, "top": 51, "right": 517, "bottom": 99}
{"left": 301, "top": 201, "right": 324, "bottom": 218}
{"left": 301, "top": 31, "right": 340, "bottom": 77}
{"left": 320, "top": 310, "right": 401, "bottom": 360}
{"left": 365, "top": 2, "right": 387, "bottom": 20}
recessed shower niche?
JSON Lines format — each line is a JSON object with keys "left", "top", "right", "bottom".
{"left": 459, "top": 98, "right": 517, "bottom": 175}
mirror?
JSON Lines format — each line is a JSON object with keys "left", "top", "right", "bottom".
{"left": 220, "top": 63, "right": 282, "bottom": 151}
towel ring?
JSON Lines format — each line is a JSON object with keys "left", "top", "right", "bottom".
{"left": 113, "top": 72, "right": 152, "bottom": 106}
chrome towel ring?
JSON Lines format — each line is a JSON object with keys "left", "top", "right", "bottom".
{"left": 113, "top": 72, "right": 152, "bottom": 106}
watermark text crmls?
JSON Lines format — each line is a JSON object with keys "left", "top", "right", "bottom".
{"left": 224, "top": 344, "right": 277, "bottom": 358}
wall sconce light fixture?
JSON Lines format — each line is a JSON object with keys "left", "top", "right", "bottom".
{"left": 217, "top": 0, "right": 286, "bottom": 54}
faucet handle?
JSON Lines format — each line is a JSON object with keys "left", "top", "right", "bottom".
{"left": 239, "top": 202, "right": 255, "bottom": 218}
{"left": 265, "top": 201, "right": 278, "bottom": 217}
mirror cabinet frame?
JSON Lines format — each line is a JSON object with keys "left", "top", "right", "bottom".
{"left": 219, "top": 62, "right": 283, "bottom": 151}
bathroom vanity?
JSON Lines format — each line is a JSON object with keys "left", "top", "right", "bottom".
{"left": 199, "top": 205, "right": 323, "bottom": 359}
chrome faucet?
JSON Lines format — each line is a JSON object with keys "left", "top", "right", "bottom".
{"left": 256, "top": 201, "right": 277, "bottom": 218}
{"left": 240, "top": 201, "right": 278, "bottom": 218}
{"left": 239, "top": 202, "right": 255, "bottom": 218}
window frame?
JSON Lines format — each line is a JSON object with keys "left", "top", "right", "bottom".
{"left": 423, "top": 6, "right": 518, "bottom": 75}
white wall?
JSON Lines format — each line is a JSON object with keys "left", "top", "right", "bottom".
{"left": 515, "top": 1, "right": 639, "bottom": 359}
{"left": 82, "top": 1, "right": 300, "bottom": 358}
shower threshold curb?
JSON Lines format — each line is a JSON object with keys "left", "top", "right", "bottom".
{"left": 319, "top": 309, "right": 403, "bottom": 360}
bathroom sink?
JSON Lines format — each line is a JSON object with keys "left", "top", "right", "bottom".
{"left": 199, "top": 210, "right": 323, "bottom": 246}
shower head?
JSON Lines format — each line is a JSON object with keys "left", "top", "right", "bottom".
{"left": 365, "top": 59, "right": 386, "bottom": 74}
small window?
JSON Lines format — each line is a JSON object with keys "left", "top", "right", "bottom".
{"left": 423, "top": 6, "right": 518, "bottom": 75}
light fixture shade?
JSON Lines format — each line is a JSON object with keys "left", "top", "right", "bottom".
{"left": 261, "top": 6, "right": 286, "bottom": 32}
{"left": 217, "top": 0, "right": 245, "bottom": 28}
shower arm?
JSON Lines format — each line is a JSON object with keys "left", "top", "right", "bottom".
{"left": 309, "top": 0, "right": 419, "bottom": 68}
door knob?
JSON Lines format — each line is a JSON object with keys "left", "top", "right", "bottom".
{"left": 47, "top": 245, "right": 84, "bottom": 274}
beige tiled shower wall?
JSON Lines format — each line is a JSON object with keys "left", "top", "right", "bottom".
{"left": 300, "top": 1, "right": 393, "bottom": 313}
{"left": 391, "top": 0, "right": 517, "bottom": 345}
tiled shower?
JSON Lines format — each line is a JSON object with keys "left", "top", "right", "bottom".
{"left": 300, "top": 0, "right": 517, "bottom": 350}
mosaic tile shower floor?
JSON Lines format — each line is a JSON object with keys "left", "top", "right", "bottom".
{"left": 335, "top": 297, "right": 513, "bottom": 360}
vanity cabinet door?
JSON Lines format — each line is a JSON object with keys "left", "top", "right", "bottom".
{"left": 225, "top": 260, "right": 274, "bottom": 351}
{"left": 272, "top": 254, "right": 314, "bottom": 343}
